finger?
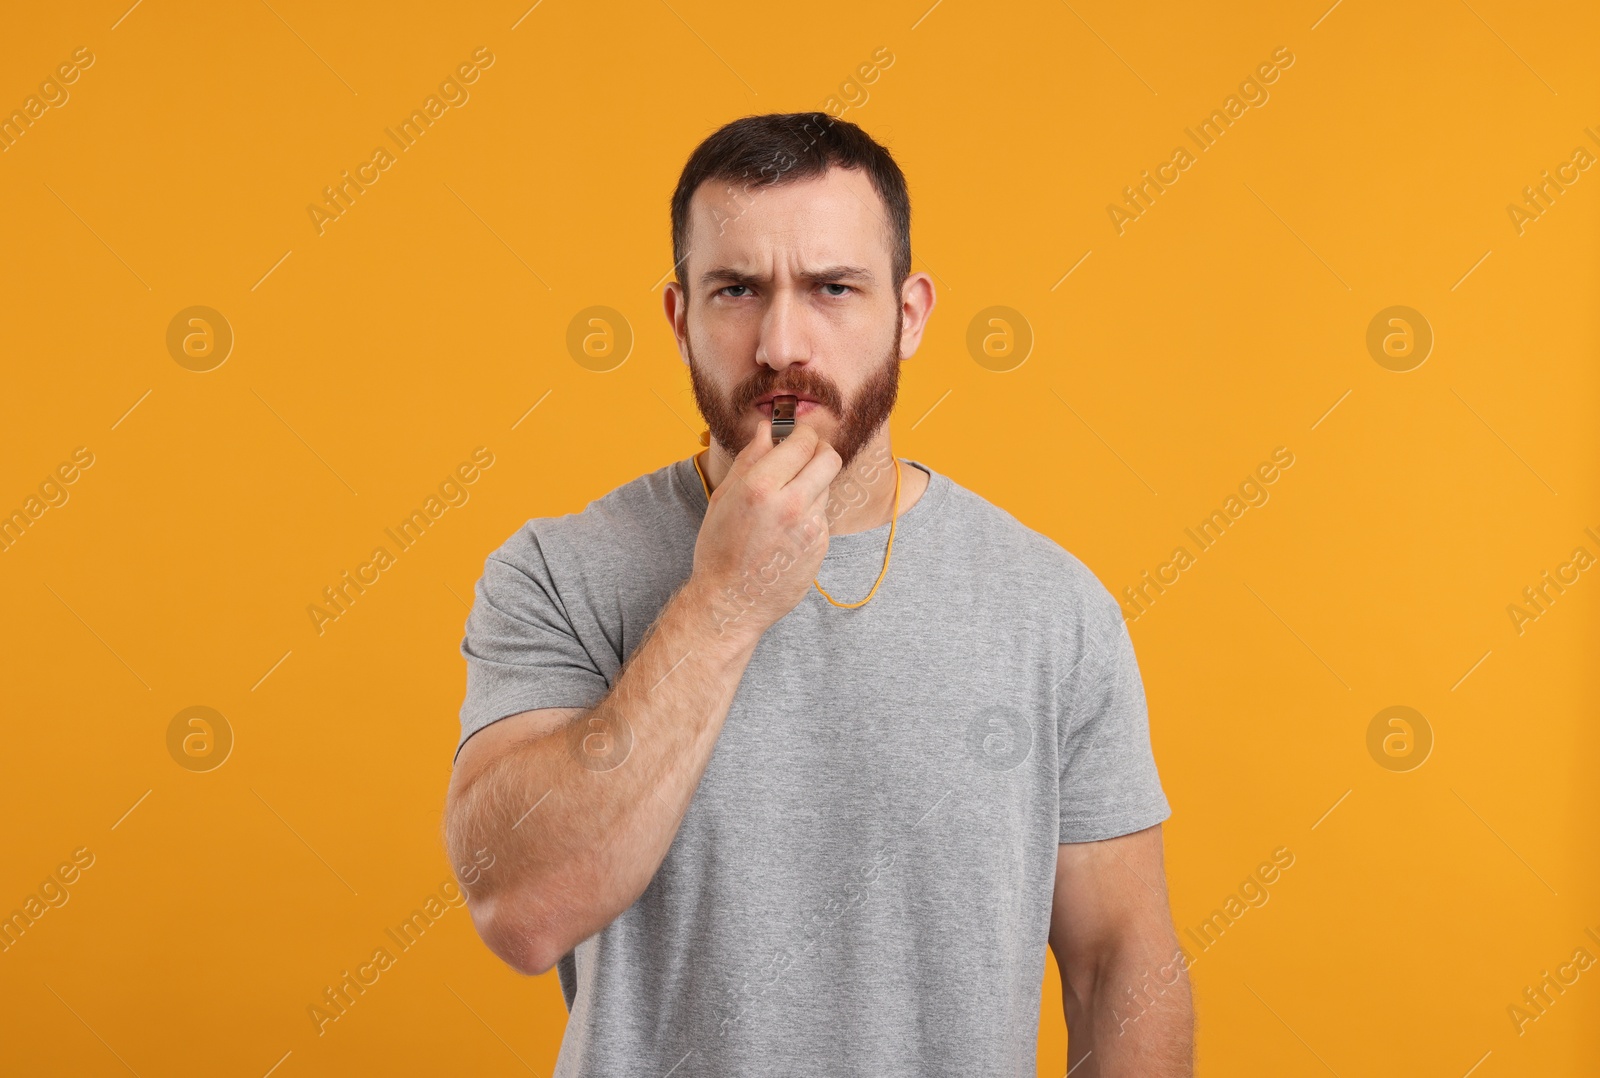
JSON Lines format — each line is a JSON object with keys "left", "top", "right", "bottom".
{"left": 720, "top": 418, "right": 773, "bottom": 490}
{"left": 787, "top": 434, "right": 843, "bottom": 507}
{"left": 752, "top": 422, "right": 823, "bottom": 490}
{"left": 743, "top": 416, "right": 773, "bottom": 461}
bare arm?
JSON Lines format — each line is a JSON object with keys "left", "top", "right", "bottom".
{"left": 1049, "top": 824, "right": 1194, "bottom": 1077}
{"left": 442, "top": 419, "right": 842, "bottom": 976}
{"left": 443, "top": 574, "right": 763, "bottom": 975}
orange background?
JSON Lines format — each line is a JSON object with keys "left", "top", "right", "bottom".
{"left": 2, "top": 1, "right": 1597, "bottom": 1074}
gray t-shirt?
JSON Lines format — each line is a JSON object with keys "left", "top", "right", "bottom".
{"left": 456, "top": 455, "right": 1171, "bottom": 1077}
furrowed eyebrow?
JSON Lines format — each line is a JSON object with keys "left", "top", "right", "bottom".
{"left": 805, "top": 265, "right": 875, "bottom": 285}
{"left": 698, "top": 265, "right": 876, "bottom": 288}
{"left": 699, "top": 267, "right": 757, "bottom": 288}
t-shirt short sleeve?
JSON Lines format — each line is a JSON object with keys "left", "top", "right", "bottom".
{"left": 455, "top": 540, "right": 611, "bottom": 762}
{"left": 1056, "top": 587, "right": 1172, "bottom": 842}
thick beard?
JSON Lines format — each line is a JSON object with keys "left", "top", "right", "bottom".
{"left": 686, "top": 310, "right": 903, "bottom": 472}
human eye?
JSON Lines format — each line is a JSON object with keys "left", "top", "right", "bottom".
{"left": 820, "top": 282, "right": 852, "bottom": 296}
{"left": 718, "top": 284, "right": 753, "bottom": 298}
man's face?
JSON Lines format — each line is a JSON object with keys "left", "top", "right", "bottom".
{"left": 672, "top": 165, "right": 906, "bottom": 471}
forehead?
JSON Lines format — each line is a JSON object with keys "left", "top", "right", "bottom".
{"left": 685, "top": 165, "right": 892, "bottom": 277}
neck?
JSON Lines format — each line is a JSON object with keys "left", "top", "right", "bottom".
{"left": 698, "top": 432, "right": 928, "bottom": 536}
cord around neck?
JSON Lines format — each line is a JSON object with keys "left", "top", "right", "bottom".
{"left": 690, "top": 449, "right": 901, "bottom": 609}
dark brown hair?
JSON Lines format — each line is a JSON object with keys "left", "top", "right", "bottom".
{"left": 669, "top": 112, "right": 912, "bottom": 297}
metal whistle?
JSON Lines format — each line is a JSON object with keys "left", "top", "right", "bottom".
{"left": 771, "top": 395, "right": 798, "bottom": 444}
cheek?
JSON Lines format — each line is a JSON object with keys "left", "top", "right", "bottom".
{"left": 843, "top": 312, "right": 902, "bottom": 366}
{"left": 700, "top": 318, "right": 760, "bottom": 361}
{"left": 686, "top": 335, "right": 744, "bottom": 399}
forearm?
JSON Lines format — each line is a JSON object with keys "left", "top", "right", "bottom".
{"left": 1064, "top": 943, "right": 1194, "bottom": 1076}
{"left": 446, "top": 572, "right": 762, "bottom": 971}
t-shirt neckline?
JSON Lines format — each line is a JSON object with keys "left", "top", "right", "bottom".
{"left": 673, "top": 454, "right": 950, "bottom": 562}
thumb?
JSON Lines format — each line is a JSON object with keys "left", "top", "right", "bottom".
{"left": 728, "top": 417, "right": 772, "bottom": 477}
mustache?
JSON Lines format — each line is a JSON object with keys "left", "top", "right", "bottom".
{"left": 736, "top": 374, "right": 842, "bottom": 413}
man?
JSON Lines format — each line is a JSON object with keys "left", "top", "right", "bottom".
{"left": 443, "top": 112, "right": 1192, "bottom": 1076}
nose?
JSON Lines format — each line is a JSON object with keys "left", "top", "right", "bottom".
{"left": 755, "top": 288, "right": 811, "bottom": 373}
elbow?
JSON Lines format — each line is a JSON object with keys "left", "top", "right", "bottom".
{"left": 1059, "top": 957, "right": 1101, "bottom": 1022}
{"left": 469, "top": 890, "right": 562, "bottom": 977}
{"left": 517, "top": 935, "right": 563, "bottom": 978}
